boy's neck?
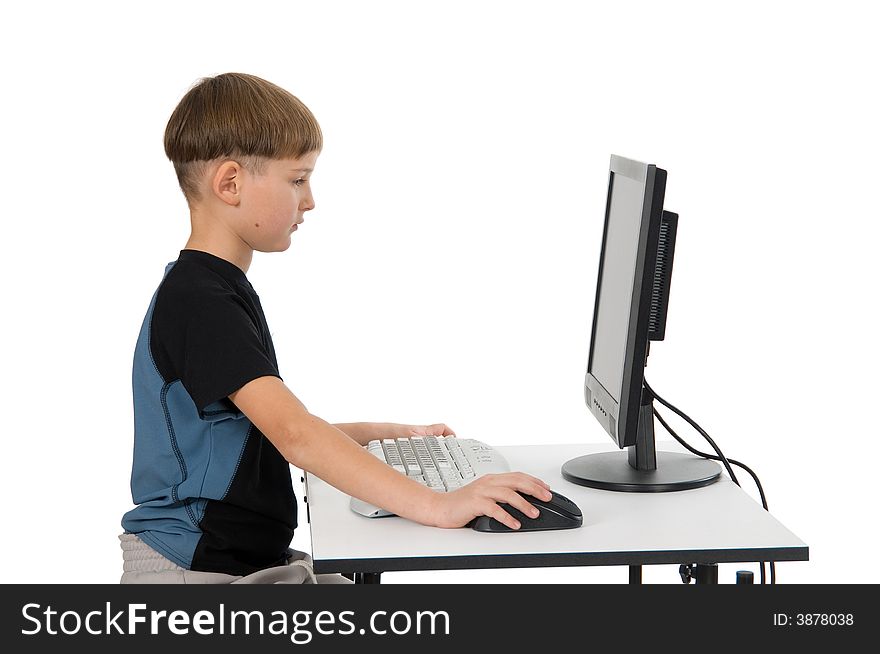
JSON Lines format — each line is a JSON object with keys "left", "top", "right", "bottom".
{"left": 184, "top": 206, "right": 254, "bottom": 274}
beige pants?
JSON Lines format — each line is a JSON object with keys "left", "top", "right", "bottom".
{"left": 119, "top": 533, "right": 351, "bottom": 584}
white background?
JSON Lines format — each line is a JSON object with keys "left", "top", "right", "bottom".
{"left": 1, "top": 0, "right": 877, "bottom": 584}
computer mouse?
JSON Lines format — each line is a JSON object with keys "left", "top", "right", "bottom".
{"left": 469, "top": 490, "right": 583, "bottom": 533}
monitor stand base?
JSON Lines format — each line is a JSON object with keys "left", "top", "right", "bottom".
{"left": 562, "top": 450, "right": 722, "bottom": 493}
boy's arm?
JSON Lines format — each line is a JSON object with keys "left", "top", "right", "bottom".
{"left": 332, "top": 422, "right": 454, "bottom": 446}
{"left": 229, "top": 376, "right": 552, "bottom": 529}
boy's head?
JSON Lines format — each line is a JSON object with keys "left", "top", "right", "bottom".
{"left": 164, "top": 72, "right": 322, "bottom": 252}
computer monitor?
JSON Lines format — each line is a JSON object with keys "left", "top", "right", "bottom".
{"left": 561, "top": 155, "right": 722, "bottom": 492}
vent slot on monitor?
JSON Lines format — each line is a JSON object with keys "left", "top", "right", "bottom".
{"left": 648, "top": 210, "right": 678, "bottom": 341}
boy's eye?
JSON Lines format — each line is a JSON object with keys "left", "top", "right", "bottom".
{"left": 292, "top": 179, "right": 307, "bottom": 187}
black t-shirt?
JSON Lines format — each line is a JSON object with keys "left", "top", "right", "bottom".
{"left": 121, "top": 249, "right": 296, "bottom": 575}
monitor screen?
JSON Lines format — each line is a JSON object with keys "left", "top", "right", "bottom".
{"left": 589, "top": 172, "right": 645, "bottom": 403}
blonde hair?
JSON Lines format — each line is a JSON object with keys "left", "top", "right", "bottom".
{"left": 164, "top": 72, "right": 323, "bottom": 205}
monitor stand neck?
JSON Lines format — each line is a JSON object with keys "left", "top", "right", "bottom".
{"left": 627, "top": 389, "right": 657, "bottom": 471}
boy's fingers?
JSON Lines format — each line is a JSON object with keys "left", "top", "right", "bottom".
{"left": 475, "top": 487, "right": 540, "bottom": 526}
{"left": 503, "top": 490, "right": 541, "bottom": 519}
{"left": 513, "top": 474, "right": 553, "bottom": 499}
{"left": 522, "top": 480, "right": 553, "bottom": 502}
{"left": 487, "top": 503, "right": 521, "bottom": 530}
{"left": 533, "top": 475, "right": 553, "bottom": 492}
{"left": 492, "top": 473, "right": 553, "bottom": 501}
{"left": 419, "top": 423, "right": 455, "bottom": 436}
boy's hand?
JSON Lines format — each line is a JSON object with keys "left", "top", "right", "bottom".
{"left": 402, "top": 423, "right": 456, "bottom": 437}
{"left": 429, "top": 472, "right": 553, "bottom": 530}
{"left": 331, "top": 422, "right": 455, "bottom": 445}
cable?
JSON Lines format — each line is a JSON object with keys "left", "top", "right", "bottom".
{"left": 652, "top": 407, "right": 775, "bottom": 584}
{"left": 643, "top": 380, "right": 739, "bottom": 486}
{"left": 644, "top": 379, "right": 776, "bottom": 585}
{"left": 651, "top": 408, "right": 768, "bottom": 509}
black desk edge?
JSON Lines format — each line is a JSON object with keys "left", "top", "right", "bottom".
{"left": 313, "top": 545, "right": 809, "bottom": 575}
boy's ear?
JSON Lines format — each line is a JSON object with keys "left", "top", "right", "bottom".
{"left": 211, "top": 160, "right": 242, "bottom": 207}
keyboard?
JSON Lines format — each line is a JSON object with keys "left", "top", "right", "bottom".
{"left": 349, "top": 435, "right": 510, "bottom": 518}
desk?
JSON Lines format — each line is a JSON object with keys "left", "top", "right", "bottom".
{"left": 304, "top": 443, "right": 808, "bottom": 583}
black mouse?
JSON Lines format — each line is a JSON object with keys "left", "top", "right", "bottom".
{"left": 469, "top": 490, "right": 583, "bottom": 533}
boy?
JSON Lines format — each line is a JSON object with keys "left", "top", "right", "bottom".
{"left": 120, "top": 72, "right": 552, "bottom": 584}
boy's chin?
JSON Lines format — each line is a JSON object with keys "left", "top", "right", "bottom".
{"left": 256, "top": 238, "right": 293, "bottom": 254}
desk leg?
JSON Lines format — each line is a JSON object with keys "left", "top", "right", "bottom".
{"left": 354, "top": 572, "right": 382, "bottom": 584}
{"left": 629, "top": 565, "right": 642, "bottom": 584}
{"left": 695, "top": 563, "right": 718, "bottom": 584}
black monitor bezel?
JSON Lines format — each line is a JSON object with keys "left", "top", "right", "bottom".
{"left": 586, "top": 155, "right": 667, "bottom": 448}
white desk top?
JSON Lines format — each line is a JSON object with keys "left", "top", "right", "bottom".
{"left": 305, "top": 443, "right": 808, "bottom": 574}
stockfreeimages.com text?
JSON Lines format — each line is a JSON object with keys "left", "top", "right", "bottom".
{"left": 21, "top": 602, "right": 450, "bottom": 644}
